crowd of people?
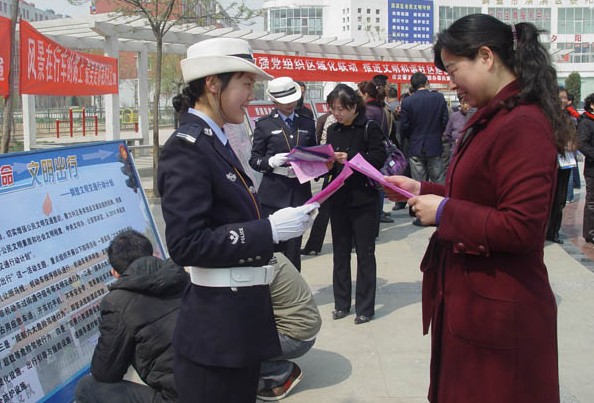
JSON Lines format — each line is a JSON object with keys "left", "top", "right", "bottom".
{"left": 75, "top": 12, "right": 590, "bottom": 403}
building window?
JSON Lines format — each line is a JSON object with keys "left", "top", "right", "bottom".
{"left": 376, "top": 9, "right": 380, "bottom": 14}
{"left": 367, "top": 9, "right": 370, "bottom": 14}
{"left": 358, "top": 8, "right": 361, "bottom": 13}
{"left": 486, "top": 7, "right": 551, "bottom": 32}
{"left": 376, "top": 17, "right": 380, "bottom": 23}
{"left": 438, "top": 6, "right": 483, "bottom": 32}
{"left": 558, "top": 8, "right": 594, "bottom": 34}
{"left": 268, "top": 7, "right": 324, "bottom": 35}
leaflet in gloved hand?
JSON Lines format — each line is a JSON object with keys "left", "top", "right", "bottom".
{"left": 287, "top": 145, "right": 335, "bottom": 184}
{"left": 268, "top": 203, "right": 319, "bottom": 242}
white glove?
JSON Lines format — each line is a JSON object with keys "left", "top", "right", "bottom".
{"left": 268, "top": 153, "right": 289, "bottom": 168}
{"left": 269, "top": 203, "right": 320, "bottom": 243}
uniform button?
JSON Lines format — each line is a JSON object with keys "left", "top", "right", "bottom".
{"left": 239, "top": 259, "right": 245, "bottom": 264}
{"left": 455, "top": 243, "right": 466, "bottom": 252}
{"left": 247, "top": 258, "right": 254, "bottom": 263}
{"left": 477, "top": 245, "right": 486, "bottom": 254}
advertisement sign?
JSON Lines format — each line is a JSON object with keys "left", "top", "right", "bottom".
{"left": 19, "top": 20, "right": 118, "bottom": 96}
{"left": 254, "top": 53, "right": 448, "bottom": 84}
{"left": 0, "top": 141, "right": 164, "bottom": 402}
{"left": 388, "top": 0, "right": 434, "bottom": 44}
{"left": 0, "top": 17, "right": 10, "bottom": 98}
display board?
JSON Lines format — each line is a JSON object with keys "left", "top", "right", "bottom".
{"left": 0, "top": 141, "right": 164, "bottom": 402}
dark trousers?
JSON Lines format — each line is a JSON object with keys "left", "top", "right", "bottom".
{"left": 303, "top": 200, "right": 330, "bottom": 253}
{"left": 279, "top": 236, "right": 302, "bottom": 272}
{"left": 263, "top": 205, "right": 303, "bottom": 271}
{"left": 584, "top": 176, "right": 594, "bottom": 242}
{"left": 546, "top": 168, "right": 571, "bottom": 241}
{"left": 174, "top": 352, "right": 260, "bottom": 403}
{"left": 573, "top": 164, "right": 581, "bottom": 188}
{"left": 330, "top": 202, "right": 378, "bottom": 317}
{"left": 75, "top": 374, "right": 161, "bottom": 403}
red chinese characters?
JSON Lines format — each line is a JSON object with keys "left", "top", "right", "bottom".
{"left": 254, "top": 53, "right": 449, "bottom": 84}
{"left": 0, "top": 17, "right": 10, "bottom": 98}
{"left": 19, "top": 21, "right": 118, "bottom": 96}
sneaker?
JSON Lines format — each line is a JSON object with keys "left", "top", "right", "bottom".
{"left": 257, "top": 363, "right": 303, "bottom": 401}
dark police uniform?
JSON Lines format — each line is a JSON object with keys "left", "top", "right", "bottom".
{"left": 249, "top": 110, "right": 317, "bottom": 271}
{"left": 158, "top": 112, "right": 281, "bottom": 402}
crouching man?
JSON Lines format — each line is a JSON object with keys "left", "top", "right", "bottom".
{"left": 75, "top": 230, "right": 189, "bottom": 403}
{"left": 258, "top": 253, "right": 322, "bottom": 401}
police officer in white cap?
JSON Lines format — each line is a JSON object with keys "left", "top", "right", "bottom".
{"left": 158, "top": 38, "right": 319, "bottom": 403}
{"left": 249, "top": 76, "right": 317, "bottom": 272}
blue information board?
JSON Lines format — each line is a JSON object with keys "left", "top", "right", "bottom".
{"left": 0, "top": 141, "right": 164, "bottom": 402}
{"left": 388, "top": 0, "right": 434, "bottom": 44}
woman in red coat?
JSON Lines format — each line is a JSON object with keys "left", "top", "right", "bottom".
{"left": 385, "top": 14, "right": 573, "bottom": 403}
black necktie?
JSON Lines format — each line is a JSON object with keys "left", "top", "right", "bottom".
{"left": 285, "top": 117, "right": 293, "bottom": 128}
{"left": 224, "top": 141, "right": 240, "bottom": 164}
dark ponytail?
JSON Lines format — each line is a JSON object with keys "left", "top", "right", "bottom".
{"left": 172, "top": 72, "right": 238, "bottom": 115}
{"left": 358, "top": 80, "right": 386, "bottom": 103}
{"left": 433, "top": 13, "right": 572, "bottom": 153}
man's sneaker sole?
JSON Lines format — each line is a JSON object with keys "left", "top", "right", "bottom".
{"left": 257, "top": 364, "right": 303, "bottom": 401}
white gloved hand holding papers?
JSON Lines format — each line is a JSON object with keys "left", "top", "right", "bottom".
{"left": 268, "top": 203, "right": 319, "bottom": 243}
{"left": 268, "top": 153, "right": 289, "bottom": 168}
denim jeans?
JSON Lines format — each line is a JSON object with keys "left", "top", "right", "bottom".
{"left": 409, "top": 155, "right": 445, "bottom": 184}
{"left": 75, "top": 374, "right": 161, "bottom": 403}
{"left": 259, "top": 333, "right": 315, "bottom": 390}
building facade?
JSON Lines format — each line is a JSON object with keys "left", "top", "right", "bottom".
{"left": 262, "top": 0, "right": 593, "bottom": 98}
{"left": 263, "top": 0, "right": 389, "bottom": 41}
{"left": 434, "top": 0, "right": 594, "bottom": 98}
{"left": 0, "top": 0, "right": 69, "bottom": 21}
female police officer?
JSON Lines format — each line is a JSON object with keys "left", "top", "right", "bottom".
{"left": 249, "top": 77, "right": 317, "bottom": 271}
{"left": 158, "top": 38, "right": 318, "bottom": 403}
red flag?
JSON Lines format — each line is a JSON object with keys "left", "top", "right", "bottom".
{"left": 0, "top": 16, "right": 10, "bottom": 98}
{"left": 254, "top": 53, "right": 449, "bottom": 84}
{"left": 19, "top": 20, "right": 118, "bottom": 95}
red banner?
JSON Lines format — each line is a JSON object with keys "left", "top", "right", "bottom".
{"left": 254, "top": 53, "right": 449, "bottom": 85}
{"left": 0, "top": 17, "right": 10, "bottom": 98}
{"left": 245, "top": 103, "right": 275, "bottom": 130}
{"left": 313, "top": 102, "right": 329, "bottom": 115}
{"left": 20, "top": 20, "right": 118, "bottom": 95}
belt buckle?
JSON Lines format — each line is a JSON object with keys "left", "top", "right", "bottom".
{"left": 287, "top": 166, "right": 296, "bottom": 178}
{"left": 230, "top": 267, "right": 255, "bottom": 286}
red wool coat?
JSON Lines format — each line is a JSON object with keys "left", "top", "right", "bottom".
{"left": 420, "top": 82, "right": 560, "bottom": 403}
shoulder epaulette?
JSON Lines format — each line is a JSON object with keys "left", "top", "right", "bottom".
{"left": 175, "top": 121, "right": 212, "bottom": 144}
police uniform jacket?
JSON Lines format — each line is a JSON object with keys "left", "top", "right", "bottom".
{"left": 249, "top": 109, "right": 317, "bottom": 209}
{"left": 157, "top": 112, "right": 280, "bottom": 368}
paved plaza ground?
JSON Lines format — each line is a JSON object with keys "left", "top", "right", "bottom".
{"left": 144, "top": 180, "right": 594, "bottom": 402}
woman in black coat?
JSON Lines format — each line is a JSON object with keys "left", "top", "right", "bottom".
{"left": 326, "top": 84, "right": 386, "bottom": 324}
{"left": 578, "top": 93, "right": 594, "bottom": 243}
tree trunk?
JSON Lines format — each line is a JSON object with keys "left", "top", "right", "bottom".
{"left": 1, "top": 0, "right": 19, "bottom": 153}
{"left": 151, "top": 37, "right": 163, "bottom": 195}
